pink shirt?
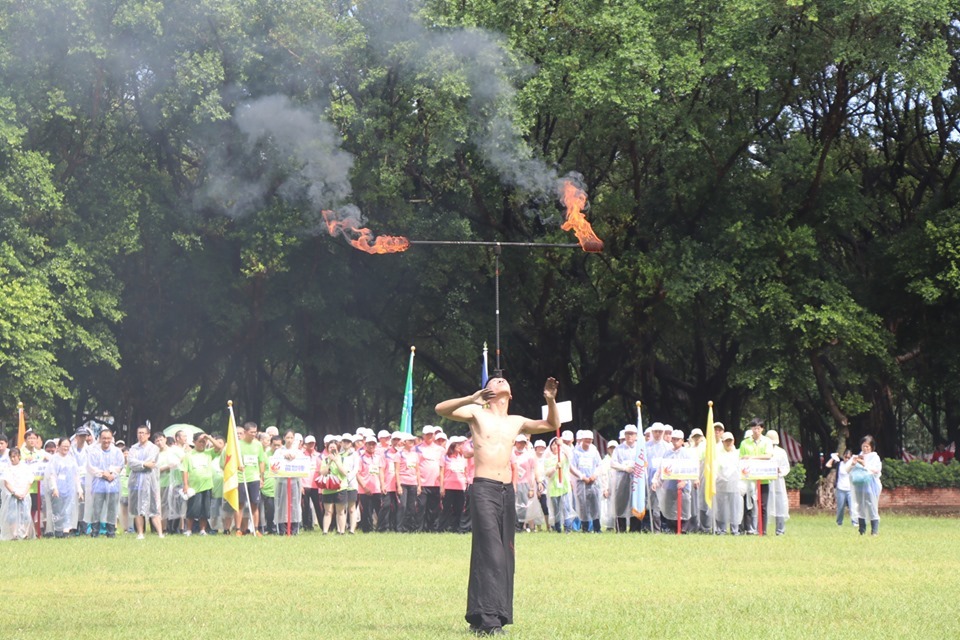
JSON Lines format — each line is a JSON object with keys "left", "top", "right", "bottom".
{"left": 397, "top": 449, "right": 419, "bottom": 486}
{"left": 463, "top": 440, "right": 475, "bottom": 485}
{"left": 442, "top": 454, "right": 468, "bottom": 491}
{"left": 512, "top": 449, "right": 537, "bottom": 485}
{"left": 417, "top": 442, "right": 445, "bottom": 487}
{"left": 357, "top": 451, "right": 384, "bottom": 494}
{"left": 382, "top": 447, "right": 398, "bottom": 492}
{"left": 301, "top": 449, "right": 321, "bottom": 489}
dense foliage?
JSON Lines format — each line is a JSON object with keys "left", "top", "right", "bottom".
{"left": 880, "top": 459, "right": 960, "bottom": 489}
{"left": 1, "top": 1, "right": 959, "bottom": 463}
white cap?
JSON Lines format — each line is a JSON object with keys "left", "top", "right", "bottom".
{"left": 352, "top": 434, "right": 365, "bottom": 442}
{"left": 304, "top": 435, "right": 316, "bottom": 444}
{"left": 766, "top": 430, "right": 780, "bottom": 445}
{"left": 671, "top": 429, "right": 684, "bottom": 440}
{"left": 422, "top": 425, "right": 437, "bottom": 435}
{"left": 434, "top": 431, "right": 448, "bottom": 441}
{"left": 365, "top": 435, "right": 377, "bottom": 444}
{"left": 515, "top": 435, "right": 528, "bottom": 443}
{"left": 341, "top": 433, "right": 353, "bottom": 441}
{"left": 323, "top": 435, "right": 337, "bottom": 444}
{"left": 378, "top": 430, "right": 391, "bottom": 439}
{"left": 294, "top": 433, "right": 303, "bottom": 442}
{"left": 607, "top": 441, "right": 617, "bottom": 449}
{"left": 721, "top": 432, "right": 734, "bottom": 441}
{"left": 533, "top": 440, "right": 547, "bottom": 448}
{"left": 644, "top": 426, "right": 654, "bottom": 435}
{"left": 623, "top": 425, "right": 638, "bottom": 434}
{"left": 401, "top": 433, "right": 416, "bottom": 441}
{"left": 576, "top": 430, "right": 593, "bottom": 441}
{"left": 450, "top": 436, "right": 466, "bottom": 444}
{"left": 690, "top": 428, "right": 704, "bottom": 438}
{"left": 618, "top": 430, "right": 625, "bottom": 440}
{"left": 561, "top": 430, "right": 574, "bottom": 441}
{"left": 391, "top": 431, "right": 403, "bottom": 439}
{"left": 650, "top": 422, "right": 666, "bottom": 432}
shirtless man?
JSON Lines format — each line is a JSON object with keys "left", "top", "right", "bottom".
{"left": 435, "top": 376, "right": 559, "bottom": 637}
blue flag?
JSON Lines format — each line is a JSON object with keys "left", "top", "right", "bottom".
{"left": 481, "top": 342, "right": 489, "bottom": 388}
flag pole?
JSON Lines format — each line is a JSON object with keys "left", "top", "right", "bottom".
{"left": 286, "top": 477, "right": 293, "bottom": 536}
{"left": 756, "top": 480, "right": 763, "bottom": 536}
{"left": 677, "top": 486, "right": 682, "bottom": 535}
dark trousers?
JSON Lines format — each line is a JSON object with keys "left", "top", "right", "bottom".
{"left": 439, "top": 489, "right": 466, "bottom": 532}
{"left": 459, "top": 484, "right": 473, "bottom": 533}
{"left": 399, "top": 485, "right": 419, "bottom": 532}
{"left": 359, "top": 493, "right": 382, "bottom": 533}
{"left": 616, "top": 516, "right": 643, "bottom": 533}
{"left": 743, "top": 483, "right": 771, "bottom": 535}
{"left": 262, "top": 496, "right": 275, "bottom": 534}
{"left": 301, "top": 488, "right": 321, "bottom": 530}
{"left": 378, "top": 491, "right": 399, "bottom": 532}
{"left": 466, "top": 478, "right": 515, "bottom": 630}
{"left": 417, "top": 486, "right": 441, "bottom": 532}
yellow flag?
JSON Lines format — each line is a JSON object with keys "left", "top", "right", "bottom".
{"left": 703, "top": 401, "right": 717, "bottom": 508}
{"left": 16, "top": 402, "right": 26, "bottom": 448}
{"left": 222, "top": 401, "right": 240, "bottom": 512}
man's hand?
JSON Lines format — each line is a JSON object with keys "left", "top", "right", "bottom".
{"left": 474, "top": 388, "right": 496, "bottom": 405}
{"left": 543, "top": 377, "right": 559, "bottom": 401}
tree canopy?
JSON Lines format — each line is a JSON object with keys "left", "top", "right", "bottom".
{"left": 1, "top": 0, "right": 959, "bottom": 465}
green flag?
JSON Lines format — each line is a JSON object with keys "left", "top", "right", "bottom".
{"left": 400, "top": 346, "right": 415, "bottom": 434}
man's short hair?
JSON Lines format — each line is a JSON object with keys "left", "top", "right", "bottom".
{"left": 137, "top": 424, "right": 150, "bottom": 433}
{"left": 748, "top": 418, "right": 764, "bottom": 428}
{"left": 0, "top": 433, "right": 8, "bottom": 443}
{"left": 243, "top": 421, "right": 258, "bottom": 432}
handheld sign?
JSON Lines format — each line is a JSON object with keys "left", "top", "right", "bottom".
{"left": 269, "top": 457, "right": 312, "bottom": 478}
{"left": 660, "top": 458, "right": 699, "bottom": 481}
{"left": 541, "top": 400, "right": 573, "bottom": 424}
{"left": 739, "top": 459, "right": 779, "bottom": 481}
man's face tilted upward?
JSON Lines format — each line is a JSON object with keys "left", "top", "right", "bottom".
{"left": 485, "top": 377, "right": 512, "bottom": 399}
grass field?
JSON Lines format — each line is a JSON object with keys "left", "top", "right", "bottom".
{"left": 5, "top": 514, "right": 958, "bottom": 639}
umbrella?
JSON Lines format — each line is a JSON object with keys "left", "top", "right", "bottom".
{"left": 163, "top": 423, "right": 205, "bottom": 438}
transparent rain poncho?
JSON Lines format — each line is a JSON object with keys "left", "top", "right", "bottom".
{"left": 127, "top": 441, "right": 161, "bottom": 517}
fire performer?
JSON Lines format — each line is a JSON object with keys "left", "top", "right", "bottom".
{"left": 435, "top": 376, "right": 560, "bottom": 636}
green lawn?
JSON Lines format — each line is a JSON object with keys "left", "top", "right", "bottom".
{"left": 6, "top": 514, "right": 958, "bottom": 639}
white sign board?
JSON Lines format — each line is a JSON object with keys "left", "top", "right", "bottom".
{"left": 541, "top": 400, "right": 573, "bottom": 424}
{"left": 739, "top": 459, "right": 779, "bottom": 481}
{"left": 660, "top": 458, "right": 699, "bottom": 481}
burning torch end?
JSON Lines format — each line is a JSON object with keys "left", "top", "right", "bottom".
{"left": 581, "top": 239, "right": 604, "bottom": 253}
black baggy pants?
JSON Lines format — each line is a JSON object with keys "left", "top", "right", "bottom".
{"left": 465, "top": 478, "right": 515, "bottom": 630}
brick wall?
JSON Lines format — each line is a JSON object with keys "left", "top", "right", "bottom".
{"left": 877, "top": 486, "right": 960, "bottom": 508}
{"left": 788, "top": 489, "right": 800, "bottom": 509}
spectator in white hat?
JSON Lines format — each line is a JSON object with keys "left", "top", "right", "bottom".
{"left": 643, "top": 422, "right": 671, "bottom": 533}
{"left": 715, "top": 432, "right": 743, "bottom": 535}
{"left": 300, "top": 435, "right": 322, "bottom": 531}
{"left": 598, "top": 440, "right": 617, "bottom": 531}
{"left": 396, "top": 433, "right": 420, "bottom": 532}
{"left": 611, "top": 424, "right": 640, "bottom": 533}
{"left": 570, "top": 431, "right": 602, "bottom": 532}
{"left": 439, "top": 437, "right": 469, "bottom": 532}
{"left": 512, "top": 435, "right": 542, "bottom": 532}
{"left": 416, "top": 425, "right": 445, "bottom": 532}
{"left": 654, "top": 429, "right": 695, "bottom": 533}
{"left": 765, "top": 430, "right": 791, "bottom": 535}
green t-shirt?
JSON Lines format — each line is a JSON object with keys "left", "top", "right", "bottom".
{"left": 120, "top": 465, "right": 129, "bottom": 498}
{"left": 261, "top": 448, "right": 280, "bottom": 497}
{"left": 236, "top": 439, "right": 267, "bottom": 483}
{"left": 321, "top": 455, "right": 347, "bottom": 495}
{"left": 739, "top": 435, "right": 773, "bottom": 485}
{"left": 184, "top": 449, "right": 214, "bottom": 493}
{"left": 545, "top": 454, "right": 571, "bottom": 497}
{"left": 208, "top": 448, "right": 224, "bottom": 498}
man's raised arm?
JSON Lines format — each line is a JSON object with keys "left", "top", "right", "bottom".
{"left": 520, "top": 378, "right": 560, "bottom": 435}
{"left": 435, "top": 389, "right": 488, "bottom": 423}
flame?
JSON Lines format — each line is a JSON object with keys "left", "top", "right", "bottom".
{"left": 321, "top": 210, "right": 410, "bottom": 254}
{"left": 560, "top": 180, "right": 604, "bottom": 253}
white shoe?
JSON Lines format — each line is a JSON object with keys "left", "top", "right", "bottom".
{"left": 137, "top": 533, "right": 145, "bottom": 540}
{"left": 184, "top": 530, "right": 192, "bottom": 537}
{"left": 199, "top": 530, "right": 207, "bottom": 536}
{"left": 158, "top": 533, "right": 165, "bottom": 538}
